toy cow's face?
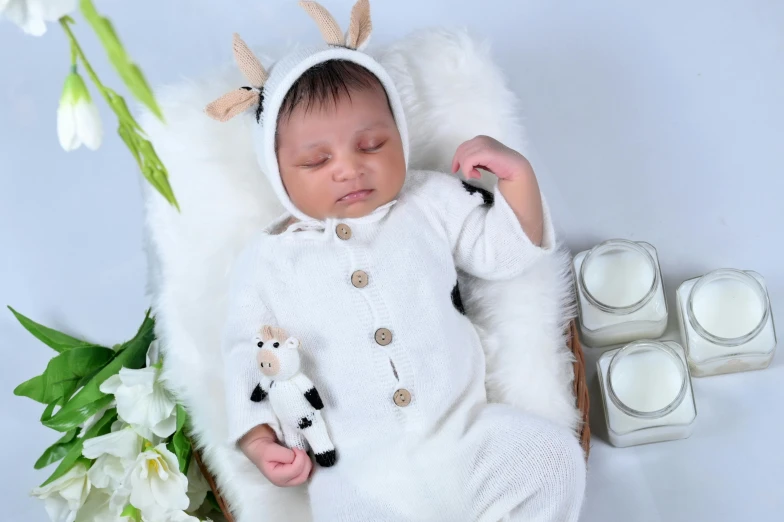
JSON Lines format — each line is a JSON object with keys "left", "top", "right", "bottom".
{"left": 256, "top": 335, "right": 301, "bottom": 381}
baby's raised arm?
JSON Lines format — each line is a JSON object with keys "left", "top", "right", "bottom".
{"left": 452, "top": 135, "right": 545, "bottom": 246}
{"left": 412, "top": 136, "right": 555, "bottom": 281}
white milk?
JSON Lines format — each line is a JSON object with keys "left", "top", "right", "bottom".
{"left": 583, "top": 248, "right": 655, "bottom": 308}
{"left": 677, "top": 269, "right": 777, "bottom": 377}
{"left": 610, "top": 350, "right": 683, "bottom": 412}
{"left": 598, "top": 341, "right": 697, "bottom": 448}
{"left": 574, "top": 240, "right": 668, "bottom": 347}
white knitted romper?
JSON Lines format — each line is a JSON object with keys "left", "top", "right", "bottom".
{"left": 223, "top": 169, "right": 586, "bottom": 521}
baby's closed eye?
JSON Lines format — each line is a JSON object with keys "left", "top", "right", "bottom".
{"left": 298, "top": 154, "right": 331, "bottom": 169}
{"left": 358, "top": 139, "right": 386, "bottom": 153}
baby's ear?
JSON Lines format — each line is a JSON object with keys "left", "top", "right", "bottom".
{"left": 205, "top": 88, "right": 258, "bottom": 122}
{"left": 346, "top": 0, "right": 372, "bottom": 50}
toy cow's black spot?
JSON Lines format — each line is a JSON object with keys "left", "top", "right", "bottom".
{"left": 298, "top": 416, "right": 313, "bottom": 429}
{"left": 315, "top": 449, "right": 337, "bottom": 467}
{"left": 305, "top": 388, "right": 324, "bottom": 410}
{"left": 250, "top": 384, "right": 267, "bottom": 402}
{"left": 451, "top": 281, "right": 466, "bottom": 316}
{"left": 461, "top": 181, "right": 494, "bottom": 206}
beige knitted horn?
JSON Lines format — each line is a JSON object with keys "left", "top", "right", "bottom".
{"left": 346, "top": 0, "right": 372, "bottom": 50}
{"left": 299, "top": 1, "right": 344, "bottom": 46}
{"left": 233, "top": 33, "right": 269, "bottom": 87}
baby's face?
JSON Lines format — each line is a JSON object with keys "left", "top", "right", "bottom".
{"left": 276, "top": 84, "right": 406, "bottom": 220}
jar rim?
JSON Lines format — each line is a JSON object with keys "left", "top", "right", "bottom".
{"left": 578, "top": 239, "right": 660, "bottom": 315}
{"left": 686, "top": 268, "right": 770, "bottom": 347}
{"left": 607, "top": 340, "right": 688, "bottom": 419}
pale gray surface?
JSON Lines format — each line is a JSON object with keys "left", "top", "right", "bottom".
{"left": 1, "top": 0, "right": 782, "bottom": 520}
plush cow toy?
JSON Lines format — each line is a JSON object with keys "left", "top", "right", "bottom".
{"left": 250, "top": 325, "right": 337, "bottom": 467}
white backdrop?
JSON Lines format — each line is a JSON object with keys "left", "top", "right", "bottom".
{"left": 1, "top": 0, "right": 782, "bottom": 520}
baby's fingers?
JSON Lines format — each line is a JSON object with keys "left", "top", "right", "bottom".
{"left": 284, "top": 452, "right": 313, "bottom": 486}
{"left": 271, "top": 448, "right": 308, "bottom": 479}
{"left": 263, "top": 443, "right": 296, "bottom": 466}
{"left": 458, "top": 151, "right": 488, "bottom": 180}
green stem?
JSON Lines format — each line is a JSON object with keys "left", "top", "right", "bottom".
{"left": 69, "top": 41, "right": 77, "bottom": 69}
{"left": 59, "top": 18, "right": 110, "bottom": 103}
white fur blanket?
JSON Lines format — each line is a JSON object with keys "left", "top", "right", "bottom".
{"left": 141, "top": 28, "right": 578, "bottom": 522}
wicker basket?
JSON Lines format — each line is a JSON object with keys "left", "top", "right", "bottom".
{"left": 196, "top": 318, "right": 590, "bottom": 522}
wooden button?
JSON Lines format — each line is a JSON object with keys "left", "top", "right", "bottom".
{"left": 336, "top": 223, "right": 352, "bottom": 240}
{"left": 375, "top": 328, "right": 392, "bottom": 346}
{"left": 351, "top": 270, "right": 369, "bottom": 288}
{"left": 393, "top": 389, "right": 412, "bottom": 407}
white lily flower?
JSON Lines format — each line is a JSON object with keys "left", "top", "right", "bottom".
{"left": 30, "top": 463, "right": 90, "bottom": 522}
{"left": 143, "top": 510, "right": 203, "bottom": 522}
{"left": 74, "top": 488, "right": 122, "bottom": 522}
{"left": 57, "top": 71, "right": 102, "bottom": 152}
{"left": 82, "top": 424, "right": 143, "bottom": 462}
{"left": 186, "top": 457, "right": 210, "bottom": 512}
{"left": 100, "top": 367, "right": 177, "bottom": 440}
{"left": 83, "top": 427, "right": 140, "bottom": 490}
{"left": 0, "top": 0, "right": 76, "bottom": 36}
{"left": 81, "top": 424, "right": 143, "bottom": 513}
{"left": 129, "top": 443, "right": 189, "bottom": 521}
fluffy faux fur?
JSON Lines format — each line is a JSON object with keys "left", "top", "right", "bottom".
{"left": 140, "top": 28, "right": 578, "bottom": 522}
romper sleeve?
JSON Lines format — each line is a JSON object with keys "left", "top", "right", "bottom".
{"left": 221, "top": 240, "right": 282, "bottom": 445}
{"left": 411, "top": 170, "right": 556, "bottom": 281}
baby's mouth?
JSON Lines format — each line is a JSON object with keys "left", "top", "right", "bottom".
{"left": 338, "top": 189, "right": 374, "bottom": 202}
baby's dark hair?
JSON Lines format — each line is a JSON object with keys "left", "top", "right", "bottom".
{"left": 277, "top": 59, "right": 390, "bottom": 123}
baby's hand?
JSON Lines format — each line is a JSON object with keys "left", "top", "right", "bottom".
{"left": 239, "top": 424, "right": 312, "bottom": 487}
{"left": 451, "top": 135, "right": 534, "bottom": 181}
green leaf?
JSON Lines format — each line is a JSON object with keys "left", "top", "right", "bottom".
{"left": 117, "top": 123, "right": 179, "bottom": 210}
{"left": 40, "top": 401, "right": 58, "bottom": 423}
{"left": 34, "top": 428, "right": 80, "bottom": 470}
{"left": 41, "top": 409, "right": 117, "bottom": 487}
{"left": 205, "top": 491, "right": 221, "bottom": 512}
{"left": 79, "top": 0, "right": 163, "bottom": 120}
{"left": 44, "top": 394, "right": 115, "bottom": 433}
{"left": 168, "top": 405, "right": 192, "bottom": 474}
{"left": 43, "top": 313, "right": 155, "bottom": 432}
{"left": 7, "top": 306, "right": 91, "bottom": 353}
{"left": 120, "top": 504, "right": 142, "bottom": 521}
{"left": 175, "top": 404, "right": 187, "bottom": 432}
{"left": 14, "top": 346, "right": 114, "bottom": 405}
{"left": 14, "top": 375, "right": 47, "bottom": 403}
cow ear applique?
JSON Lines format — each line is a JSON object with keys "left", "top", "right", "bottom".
{"left": 299, "top": 0, "right": 373, "bottom": 51}
{"left": 346, "top": 0, "right": 372, "bottom": 50}
{"left": 205, "top": 33, "right": 268, "bottom": 123}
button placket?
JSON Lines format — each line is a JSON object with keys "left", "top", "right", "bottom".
{"left": 344, "top": 227, "right": 417, "bottom": 420}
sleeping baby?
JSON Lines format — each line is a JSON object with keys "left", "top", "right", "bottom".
{"left": 212, "top": 1, "right": 586, "bottom": 521}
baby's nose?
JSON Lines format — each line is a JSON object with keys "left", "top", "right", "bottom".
{"left": 334, "top": 160, "right": 363, "bottom": 181}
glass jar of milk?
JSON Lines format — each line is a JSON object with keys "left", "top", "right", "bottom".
{"left": 676, "top": 269, "right": 777, "bottom": 377}
{"left": 574, "top": 239, "right": 668, "bottom": 347}
{"left": 597, "top": 340, "right": 697, "bottom": 447}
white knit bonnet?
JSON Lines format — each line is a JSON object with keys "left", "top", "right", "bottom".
{"left": 205, "top": 0, "right": 410, "bottom": 222}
